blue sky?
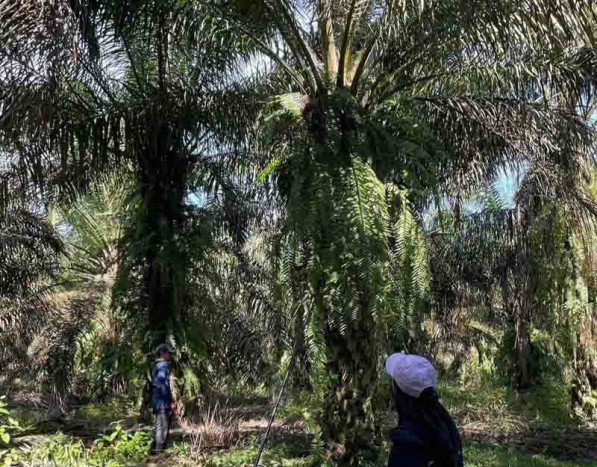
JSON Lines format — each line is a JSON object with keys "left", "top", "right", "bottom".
{"left": 493, "top": 166, "right": 522, "bottom": 208}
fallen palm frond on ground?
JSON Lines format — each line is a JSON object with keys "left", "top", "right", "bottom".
{"left": 179, "top": 402, "right": 245, "bottom": 455}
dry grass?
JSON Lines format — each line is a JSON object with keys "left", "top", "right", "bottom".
{"left": 179, "top": 402, "right": 245, "bottom": 455}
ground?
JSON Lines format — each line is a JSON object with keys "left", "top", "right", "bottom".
{"left": 3, "top": 381, "right": 597, "bottom": 466}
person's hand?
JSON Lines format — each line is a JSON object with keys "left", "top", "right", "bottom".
{"left": 170, "top": 400, "right": 178, "bottom": 412}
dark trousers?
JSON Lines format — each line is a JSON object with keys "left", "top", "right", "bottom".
{"left": 152, "top": 410, "right": 171, "bottom": 453}
{"left": 388, "top": 446, "right": 429, "bottom": 467}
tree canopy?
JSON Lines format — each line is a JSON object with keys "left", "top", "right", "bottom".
{"left": 1, "top": 0, "right": 597, "bottom": 464}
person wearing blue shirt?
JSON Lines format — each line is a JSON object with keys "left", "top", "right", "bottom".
{"left": 150, "top": 344, "right": 177, "bottom": 454}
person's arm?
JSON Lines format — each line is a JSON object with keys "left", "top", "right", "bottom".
{"left": 166, "top": 366, "right": 178, "bottom": 412}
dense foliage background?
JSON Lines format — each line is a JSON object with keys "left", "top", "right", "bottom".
{"left": 1, "top": 1, "right": 596, "bottom": 466}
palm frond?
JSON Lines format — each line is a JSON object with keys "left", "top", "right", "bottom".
{"left": 0, "top": 210, "right": 63, "bottom": 297}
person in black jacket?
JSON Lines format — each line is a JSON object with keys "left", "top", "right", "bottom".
{"left": 385, "top": 353, "right": 463, "bottom": 467}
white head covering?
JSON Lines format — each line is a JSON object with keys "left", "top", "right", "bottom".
{"left": 385, "top": 352, "right": 437, "bottom": 398}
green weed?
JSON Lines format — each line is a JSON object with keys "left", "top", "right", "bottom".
{"left": 93, "top": 421, "right": 151, "bottom": 462}
{"left": 464, "top": 442, "right": 597, "bottom": 467}
{"left": 0, "top": 397, "right": 22, "bottom": 467}
{"left": 3, "top": 422, "right": 150, "bottom": 467}
{"left": 438, "top": 380, "right": 575, "bottom": 430}
{"left": 188, "top": 441, "right": 597, "bottom": 467}
{"left": 0, "top": 396, "right": 21, "bottom": 445}
{"left": 72, "top": 397, "right": 137, "bottom": 421}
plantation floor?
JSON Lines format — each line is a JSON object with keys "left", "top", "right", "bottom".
{"left": 5, "top": 382, "right": 597, "bottom": 466}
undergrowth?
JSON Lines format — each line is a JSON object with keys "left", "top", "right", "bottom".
{"left": 2, "top": 382, "right": 595, "bottom": 467}
{"left": 72, "top": 397, "right": 138, "bottom": 422}
{"left": 166, "top": 442, "right": 597, "bottom": 467}
{"left": 464, "top": 443, "right": 597, "bottom": 467}
{"left": 438, "top": 380, "right": 576, "bottom": 430}
{"left": 1, "top": 423, "right": 150, "bottom": 467}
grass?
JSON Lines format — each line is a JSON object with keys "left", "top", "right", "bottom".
{"left": 71, "top": 396, "right": 138, "bottom": 422}
{"left": 7, "top": 435, "right": 597, "bottom": 467}
{"left": 4, "top": 381, "right": 595, "bottom": 467}
{"left": 464, "top": 443, "right": 597, "bottom": 467}
{"left": 166, "top": 441, "right": 597, "bottom": 467}
{"left": 439, "top": 380, "right": 576, "bottom": 430}
{"left": 179, "top": 402, "right": 243, "bottom": 456}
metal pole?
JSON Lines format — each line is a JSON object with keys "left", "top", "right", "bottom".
{"left": 252, "top": 350, "right": 297, "bottom": 467}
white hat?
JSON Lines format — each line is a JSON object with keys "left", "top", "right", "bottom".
{"left": 385, "top": 352, "right": 437, "bottom": 398}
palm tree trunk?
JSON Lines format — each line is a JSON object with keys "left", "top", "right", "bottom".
{"left": 321, "top": 301, "right": 377, "bottom": 466}
{"left": 291, "top": 301, "right": 312, "bottom": 391}
{"left": 303, "top": 94, "right": 380, "bottom": 465}
{"left": 513, "top": 304, "right": 531, "bottom": 389}
{"left": 501, "top": 267, "right": 532, "bottom": 388}
{"left": 137, "top": 105, "right": 188, "bottom": 353}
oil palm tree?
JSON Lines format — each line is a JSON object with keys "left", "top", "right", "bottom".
{"left": 428, "top": 162, "right": 597, "bottom": 389}
{"left": 0, "top": 209, "right": 64, "bottom": 384}
{"left": 49, "top": 180, "right": 130, "bottom": 400}
{"left": 0, "top": 0, "right": 261, "bottom": 357}
{"left": 217, "top": 0, "right": 597, "bottom": 462}
{"left": 0, "top": 181, "right": 129, "bottom": 413}
{"left": 2, "top": 0, "right": 597, "bottom": 460}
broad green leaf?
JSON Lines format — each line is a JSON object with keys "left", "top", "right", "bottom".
{"left": 255, "top": 158, "right": 281, "bottom": 184}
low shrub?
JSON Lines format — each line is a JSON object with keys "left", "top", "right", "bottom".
{"left": 0, "top": 397, "right": 22, "bottom": 466}
{"left": 0, "top": 397, "right": 21, "bottom": 446}
{"left": 4, "top": 422, "right": 150, "bottom": 467}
